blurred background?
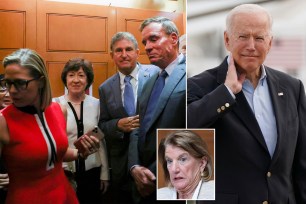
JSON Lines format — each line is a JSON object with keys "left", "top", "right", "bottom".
{"left": 187, "top": 0, "right": 306, "bottom": 87}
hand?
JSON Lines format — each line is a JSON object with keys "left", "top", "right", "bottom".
{"left": 0, "top": 173, "right": 9, "bottom": 189}
{"left": 100, "top": 180, "right": 109, "bottom": 194}
{"left": 131, "top": 166, "right": 156, "bottom": 197}
{"left": 117, "top": 115, "right": 140, "bottom": 133}
{"left": 74, "top": 135, "right": 100, "bottom": 159}
{"left": 224, "top": 53, "right": 246, "bottom": 94}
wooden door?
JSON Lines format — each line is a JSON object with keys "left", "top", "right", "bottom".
{"left": 36, "top": 0, "right": 117, "bottom": 98}
{"left": 0, "top": 0, "right": 36, "bottom": 73}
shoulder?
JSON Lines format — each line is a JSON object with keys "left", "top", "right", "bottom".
{"left": 0, "top": 113, "right": 9, "bottom": 145}
{"left": 157, "top": 187, "right": 175, "bottom": 200}
{"left": 139, "top": 63, "right": 160, "bottom": 74}
{"left": 198, "top": 180, "right": 215, "bottom": 200}
{"left": 99, "top": 73, "right": 118, "bottom": 89}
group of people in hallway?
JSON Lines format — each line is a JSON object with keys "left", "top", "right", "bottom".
{"left": 0, "top": 16, "right": 186, "bottom": 204}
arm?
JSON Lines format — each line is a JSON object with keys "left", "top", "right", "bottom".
{"left": 0, "top": 114, "right": 10, "bottom": 189}
{"left": 292, "top": 80, "right": 306, "bottom": 202}
{"left": 98, "top": 138, "right": 110, "bottom": 194}
{"left": 98, "top": 86, "right": 139, "bottom": 138}
{"left": 187, "top": 55, "right": 244, "bottom": 128}
{"left": 128, "top": 128, "right": 156, "bottom": 197}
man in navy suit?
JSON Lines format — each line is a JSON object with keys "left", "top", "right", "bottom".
{"left": 188, "top": 4, "right": 306, "bottom": 204}
{"left": 128, "top": 17, "right": 186, "bottom": 203}
{"left": 98, "top": 32, "right": 158, "bottom": 204}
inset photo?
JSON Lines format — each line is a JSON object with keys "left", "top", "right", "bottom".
{"left": 157, "top": 129, "right": 215, "bottom": 200}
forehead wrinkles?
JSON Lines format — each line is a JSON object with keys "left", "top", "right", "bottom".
{"left": 230, "top": 12, "right": 270, "bottom": 34}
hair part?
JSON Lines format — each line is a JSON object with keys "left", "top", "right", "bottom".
{"left": 226, "top": 4, "right": 273, "bottom": 35}
{"left": 158, "top": 130, "right": 213, "bottom": 187}
{"left": 110, "top": 32, "right": 138, "bottom": 52}
{"left": 2, "top": 48, "right": 52, "bottom": 110}
{"left": 61, "top": 58, "right": 94, "bottom": 90}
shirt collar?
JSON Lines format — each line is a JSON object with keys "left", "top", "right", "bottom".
{"left": 118, "top": 64, "right": 139, "bottom": 84}
{"left": 162, "top": 54, "right": 183, "bottom": 76}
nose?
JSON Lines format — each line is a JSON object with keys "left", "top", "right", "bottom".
{"left": 145, "top": 41, "right": 153, "bottom": 52}
{"left": 4, "top": 91, "right": 10, "bottom": 96}
{"left": 246, "top": 37, "right": 256, "bottom": 51}
{"left": 121, "top": 50, "right": 127, "bottom": 57}
{"left": 169, "top": 161, "right": 180, "bottom": 174}
{"left": 8, "top": 84, "right": 18, "bottom": 93}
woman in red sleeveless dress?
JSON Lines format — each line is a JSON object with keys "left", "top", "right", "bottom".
{"left": 0, "top": 49, "right": 100, "bottom": 204}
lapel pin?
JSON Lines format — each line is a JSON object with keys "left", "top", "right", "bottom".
{"left": 278, "top": 92, "right": 284, "bottom": 96}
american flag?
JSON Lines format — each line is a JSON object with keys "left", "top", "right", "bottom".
{"left": 264, "top": 37, "right": 305, "bottom": 71}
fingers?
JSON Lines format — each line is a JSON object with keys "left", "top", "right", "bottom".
{"left": 100, "top": 180, "right": 109, "bottom": 194}
{"left": 0, "top": 174, "right": 9, "bottom": 189}
{"left": 143, "top": 169, "right": 156, "bottom": 181}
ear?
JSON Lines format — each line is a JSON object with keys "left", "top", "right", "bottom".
{"left": 136, "top": 48, "right": 140, "bottom": 58}
{"left": 38, "top": 76, "right": 45, "bottom": 89}
{"left": 267, "top": 35, "right": 273, "bottom": 53}
{"left": 224, "top": 31, "right": 231, "bottom": 51}
{"left": 170, "top": 32, "right": 179, "bottom": 45}
{"left": 110, "top": 51, "right": 114, "bottom": 59}
{"left": 200, "top": 156, "right": 208, "bottom": 172}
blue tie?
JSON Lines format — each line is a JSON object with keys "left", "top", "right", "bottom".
{"left": 124, "top": 75, "right": 135, "bottom": 116}
{"left": 140, "top": 70, "right": 168, "bottom": 142}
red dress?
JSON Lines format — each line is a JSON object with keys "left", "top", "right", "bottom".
{"left": 1, "top": 102, "right": 78, "bottom": 204}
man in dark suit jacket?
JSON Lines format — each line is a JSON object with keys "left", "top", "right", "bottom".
{"left": 98, "top": 32, "right": 158, "bottom": 204}
{"left": 128, "top": 17, "right": 186, "bottom": 203}
{"left": 188, "top": 4, "right": 306, "bottom": 204}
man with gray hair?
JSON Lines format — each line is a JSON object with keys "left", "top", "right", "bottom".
{"left": 98, "top": 32, "right": 158, "bottom": 204}
{"left": 188, "top": 4, "right": 306, "bottom": 203}
{"left": 129, "top": 16, "right": 186, "bottom": 203}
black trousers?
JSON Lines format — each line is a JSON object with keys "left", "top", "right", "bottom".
{"left": 76, "top": 166, "right": 101, "bottom": 204}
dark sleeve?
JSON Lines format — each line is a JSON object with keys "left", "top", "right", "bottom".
{"left": 292, "top": 80, "right": 306, "bottom": 202}
{"left": 98, "top": 86, "right": 122, "bottom": 140}
{"left": 128, "top": 128, "right": 140, "bottom": 171}
{"left": 187, "top": 77, "right": 236, "bottom": 128}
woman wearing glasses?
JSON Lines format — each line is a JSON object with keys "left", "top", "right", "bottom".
{"left": 0, "top": 48, "right": 99, "bottom": 204}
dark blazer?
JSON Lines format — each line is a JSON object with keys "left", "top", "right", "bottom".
{"left": 187, "top": 57, "right": 306, "bottom": 204}
{"left": 129, "top": 56, "right": 186, "bottom": 175}
{"left": 98, "top": 63, "right": 158, "bottom": 187}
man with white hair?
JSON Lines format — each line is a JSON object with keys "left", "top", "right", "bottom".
{"left": 188, "top": 4, "right": 306, "bottom": 203}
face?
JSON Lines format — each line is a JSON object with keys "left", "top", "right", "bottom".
{"left": 165, "top": 144, "right": 207, "bottom": 191}
{"left": 4, "top": 64, "right": 41, "bottom": 108}
{"left": 66, "top": 68, "right": 87, "bottom": 95}
{"left": 224, "top": 12, "right": 272, "bottom": 74}
{"left": 0, "top": 87, "right": 12, "bottom": 109}
{"left": 111, "top": 39, "right": 139, "bottom": 75}
{"left": 141, "top": 22, "right": 178, "bottom": 69}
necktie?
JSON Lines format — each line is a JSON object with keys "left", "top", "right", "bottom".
{"left": 140, "top": 70, "right": 168, "bottom": 143}
{"left": 124, "top": 75, "right": 135, "bottom": 116}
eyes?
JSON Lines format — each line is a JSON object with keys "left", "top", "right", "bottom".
{"left": 166, "top": 155, "right": 189, "bottom": 166}
{"left": 237, "top": 34, "right": 267, "bottom": 43}
{"left": 114, "top": 47, "right": 135, "bottom": 55}
{"left": 142, "top": 35, "right": 159, "bottom": 46}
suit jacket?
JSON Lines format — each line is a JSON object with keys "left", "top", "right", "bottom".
{"left": 187, "top": 57, "right": 306, "bottom": 204}
{"left": 129, "top": 56, "right": 186, "bottom": 175}
{"left": 98, "top": 63, "right": 158, "bottom": 187}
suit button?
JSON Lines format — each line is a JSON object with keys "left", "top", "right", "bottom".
{"left": 221, "top": 106, "right": 225, "bottom": 111}
{"left": 217, "top": 108, "right": 221, "bottom": 113}
{"left": 262, "top": 201, "right": 268, "bottom": 204}
{"left": 267, "top": 172, "right": 272, "bottom": 177}
{"left": 225, "top": 103, "right": 230, "bottom": 107}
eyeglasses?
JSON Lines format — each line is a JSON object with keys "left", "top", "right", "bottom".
{"left": 0, "top": 78, "right": 38, "bottom": 91}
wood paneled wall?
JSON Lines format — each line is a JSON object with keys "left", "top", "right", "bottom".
{"left": 0, "top": 0, "right": 185, "bottom": 98}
